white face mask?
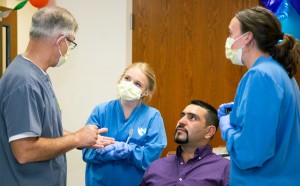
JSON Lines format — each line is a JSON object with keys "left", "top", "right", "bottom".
{"left": 56, "top": 38, "right": 70, "bottom": 67}
{"left": 117, "top": 81, "right": 143, "bottom": 101}
{"left": 225, "top": 32, "right": 248, "bottom": 66}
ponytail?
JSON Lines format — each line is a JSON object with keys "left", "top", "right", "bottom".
{"left": 272, "top": 34, "right": 300, "bottom": 78}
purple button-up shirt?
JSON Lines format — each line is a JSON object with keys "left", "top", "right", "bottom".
{"left": 140, "top": 145, "right": 229, "bottom": 186}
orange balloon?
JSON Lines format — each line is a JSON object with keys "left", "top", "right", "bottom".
{"left": 29, "top": 0, "right": 49, "bottom": 8}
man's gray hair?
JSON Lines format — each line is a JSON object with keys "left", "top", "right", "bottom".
{"left": 29, "top": 6, "right": 78, "bottom": 39}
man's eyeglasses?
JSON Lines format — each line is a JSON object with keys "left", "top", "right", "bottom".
{"left": 65, "top": 37, "right": 77, "bottom": 50}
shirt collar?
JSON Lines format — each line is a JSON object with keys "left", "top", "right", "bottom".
{"left": 20, "top": 55, "right": 51, "bottom": 84}
{"left": 252, "top": 56, "right": 273, "bottom": 68}
{"left": 176, "top": 145, "right": 213, "bottom": 160}
{"left": 21, "top": 55, "right": 47, "bottom": 75}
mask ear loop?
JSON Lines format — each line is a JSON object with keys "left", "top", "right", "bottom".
{"left": 141, "top": 91, "right": 149, "bottom": 98}
{"left": 240, "top": 32, "right": 253, "bottom": 54}
{"left": 232, "top": 32, "right": 249, "bottom": 51}
{"left": 56, "top": 35, "right": 66, "bottom": 45}
{"left": 234, "top": 32, "right": 249, "bottom": 42}
{"left": 56, "top": 36, "right": 65, "bottom": 56}
{"left": 56, "top": 36, "right": 70, "bottom": 57}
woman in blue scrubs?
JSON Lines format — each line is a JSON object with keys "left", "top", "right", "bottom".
{"left": 82, "top": 63, "right": 167, "bottom": 186}
{"left": 218, "top": 6, "right": 300, "bottom": 186}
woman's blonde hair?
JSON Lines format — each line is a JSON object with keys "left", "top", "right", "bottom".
{"left": 119, "top": 62, "right": 156, "bottom": 101}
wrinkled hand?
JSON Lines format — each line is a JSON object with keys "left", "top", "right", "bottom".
{"left": 218, "top": 102, "right": 234, "bottom": 119}
{"left": 219, "top": 114, "right": 232, "bottom": 141}
{"left": 94, "top": 135, "right": 115, "bottom": 148}
{"left": 97, "top": 141, "right": 132, "bottom": 161}
{"left": 75, "top": 125, "right": 100, "bottom": 148}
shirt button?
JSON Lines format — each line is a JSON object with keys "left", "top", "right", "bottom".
{"left": 180, "top": 162, "right": 184, "bottom": 165}
{"left": 199, "top": 157, "right": 202, "bottom": 160}
{"left": 179, "top": 178, "right": 183, "bottom": 181}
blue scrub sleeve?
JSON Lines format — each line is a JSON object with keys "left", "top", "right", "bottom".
{"left": 4, "top": 85, "right": 43, "bottom": 138}
{"left": 227, "top": 71, "right": 283, "bottom": 170}
{"left": 82, "top": 111, "right": 167, "bottom": 169}
{"left": 125, "top": 113, "right": 167, "bottom": 170}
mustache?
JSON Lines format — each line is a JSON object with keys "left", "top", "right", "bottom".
{"left": 176, "top": 124, "right": 188, "bottom": 133}
{"left": 174, "top": 123, "right": 189, "bottom": 144}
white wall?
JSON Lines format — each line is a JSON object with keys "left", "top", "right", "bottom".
{"left": 15, "top": 2, "right": 36, "bottom": 53}
{"left": 3, "top": 0, "right": 132, "bottom": 185}
{"left": 49, "top": 1, "right": 132, "bottom": 185}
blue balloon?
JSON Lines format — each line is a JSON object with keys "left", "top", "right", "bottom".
{"left": 260, "top": 0, "right": 300, "bottom": 40}
{"left": 281, "top": 0, "right": 300, "bottom": 40}
{"left": 259, "top": 0, "right": 283, "bottom": 13}
{"left": 275, "top": 0, "right": 289, "bottom": 21}
{"left": 290, "top": 0, "right": 300, "bottom": 16}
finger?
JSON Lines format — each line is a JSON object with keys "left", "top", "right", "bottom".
{"left": 101, "top": 140, "right": 115, "bottom": 147}
{"left": 218, "top": 107, "right": 225, "bottom": 113}
{"left": 219, "top": 102, "right": 234, "bottom": 108}
{"left": 101, "top": 138, "right": 115, "bottom": 145}
{"left": 114, "top": 148, "right": 125, "bottom": 154}
{"left": 103, "top": 143, "right": 115, "bottom": 151}
{"left": 98, "top": 128, "right": 108, "bottom": 134}
{"left": 92, "top": 144, "right": 105, "bottom": 149}
{"left": 219, "top": 104, "right": 228, "bottom": 110}
{"left": 98, "top": 136, "right": 115, "bottom": 143}
{"left": 218, "top": 105, "right": 226, "bottom": 112}
{"left": 224, "top": 102, "right": 234, "bottom": 108}
{"left": 96, "top": 138, "right": 114, "bottom": 148}
{"left": 86, "top": 124, "right": 98, "bottom": 128}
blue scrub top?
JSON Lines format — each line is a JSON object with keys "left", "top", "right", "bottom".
{"left": 0, "top": 55, "right": 66, "bottom": 186}
{"left": 226, "top": 56, "right": 300, "bottom": 185}
{"left": 82, "top": 99, "right": 167, "bottom": 186}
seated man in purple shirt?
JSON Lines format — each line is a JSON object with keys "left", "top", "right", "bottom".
{"left": 140, "top": 100, "right": 229, "bottom": 186}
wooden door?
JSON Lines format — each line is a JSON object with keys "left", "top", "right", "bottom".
{"left": 132, "top": 0, "right": 298, "bottom": 156}
{"left": 0, "top": 6, "right": 17, "bottom": 78}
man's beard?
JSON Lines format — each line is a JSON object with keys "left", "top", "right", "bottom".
{"left": 174, "top": 124, "right": 189, "bottom": 144}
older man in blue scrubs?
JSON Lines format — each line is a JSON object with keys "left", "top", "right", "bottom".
{"left": 0, "top": 6, "right": 114, "bottom": 186}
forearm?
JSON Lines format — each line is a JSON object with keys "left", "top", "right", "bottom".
{"left": 63, "top": 129, "right": 72, "bottom": 135}
{"left": 11, "top": 134, "right": 80, "bottom": 164}
{"left": 11, "top": 126, "right": 113, "bottom": 164}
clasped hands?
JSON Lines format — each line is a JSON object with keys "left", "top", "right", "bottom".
{"left": 96, "top": 141, "right": 132, "bottom": 161}
{"left": 74, "top": 126, "right": 115, "bottom": 149}
{"left": 218, "top": 102, "right": 234, "bottom": 141}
